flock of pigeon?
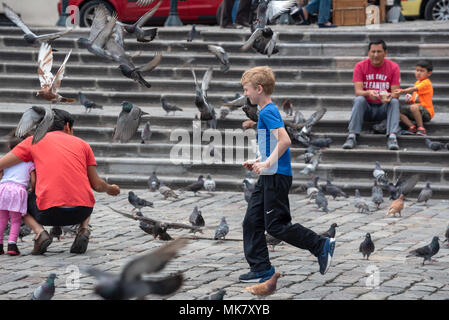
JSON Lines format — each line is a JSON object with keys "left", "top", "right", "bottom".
{"left": 3, "top": 0, "right": 449, "bottom": 300}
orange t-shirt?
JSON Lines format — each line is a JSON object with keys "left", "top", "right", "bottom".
{"left": 12, "top": 131, "right": 97, "bottom": 210}
{"left": 411, "top": 78, "right": 434, "bottom": 119}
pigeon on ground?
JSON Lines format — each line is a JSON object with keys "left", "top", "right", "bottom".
{"left": 200, "top": 288, "right": 226, "bottom": 300}
{"left": 324, "top": 180, "right": 348, "bottom": 200}
{"left": 30, "top": 273, "right": 57, "bottom": 300}
{"left": 359, "top": 233, "right": 375, "bottom": 260}
{"left": 371, "top": 180, "right": 384, "bottom": 210}
{"left": 310, "top": 137, "right": 332, "bottom": 149}
{"left": 117, "top": 0, "right": 161, "bottom": 42}
{"left": 282, "top": 99, "right": 293, "bottom": 116}
{"left": 187, "top": 24, "right": 199, "bottom": 42}
{"left": 50, "top": 226, "right": 63, "bottom": 241}
{"left": 214, "top": 217, "right": 229, "bottom": 240}
{"left": 425, "top": 138, "right": 446, "bottom": 151}
{"left": 141, "top": 121, "right": 152, "bottom": 144}
{"left": 354, "top": 189, "right": 370, "bottom": 214}
{"left": 113, "top": 101, "right": 148, "bottom": 143}
{"left": 204, "top": 174, "right": 216, "bottom": 192}
{"left": 36, "top": 43, "right": 74, "bottom": 104}
{"left": 406, "top": 236, "right": 440, "bottom": 265}
{"left": 152, "top": 221, "right": 173, "bottom": 241}
{"left": 148, "top": 171, "right": 160, "bottom": 192}
{"left": 79, "top": 92, "right": 103, "bottom": 113}
{"left": 386, "top": 194, "right": 404, "bottom": 217}
{"left": 372, "top": 119, "right": 387, "bottom": 134}
{"left": 81, "top": 238, "right": 188, "bottom": 299}
{"left": 19, "top": 223, "right": 32, "bottom": 241}
{"left": 139, "top": 221, "right": 156, "bottom": 236}
{"left": 373, "top": 161, "right": 388, "bottom": 185}
{"left": 265, "top": 233, "right": 282, "bottom": 252}
{"left": 159, "top": 184, "right": 178, "bottom": 199}
{"left": 315, "top": 189, "right": 329, "bottom": 213}
{"left": 15, "top": 106, "right": 54, "bottom": 145}
{"left": 161, "top": 97, "right": 183, "bottom": 115}
{"left": 300, "top": 152, "right": 321, "bottom": 175}
{"left": 3, "top": 3, "right": 71, "bottom": 47}
{"left": 128, "top": 191, "right": 154, "bottom": 212}
{"left": 189, "top": 206, "right": 205, "bottom": 228}
{"left": 185, "top": 175, "right": 204, "bottom": 195}
{"left": 417, "top": 182, "right": 432, "bottom": 204}
{"left": 244, "top": 272, "right": 281, "bottom": 296}
{"left": 61, "top": 225, "right": 79, "bottom": 238}
{"left": 207, "top": 45, "right": 230, "bottom": 73}
{"left": 320, "top": 223, "right": 338, "bottom": 239}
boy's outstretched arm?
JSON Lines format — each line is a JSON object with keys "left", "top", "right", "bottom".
{"left": 252, "top": 127, "right": 291, "bottom": 174}
{"left": 394, "top": 85, "right": 418, "bottom": 95}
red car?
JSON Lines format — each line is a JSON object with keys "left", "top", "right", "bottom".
{"left": 58, "top": 0, "right": 223, "bottom": 27}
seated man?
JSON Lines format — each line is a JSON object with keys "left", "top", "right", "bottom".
{"left": 342, "top": 40, "right": 401, "bottom": 150}
{"left": 0, "top": 109, "right": 120, "bottom": 255}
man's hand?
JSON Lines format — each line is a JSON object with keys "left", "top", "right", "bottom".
{"left": 367, "top": 90, "right": 380, "bottom": 100}
{"left": 393, "top": 88, "right": 403, "bottom": 95}
{"left": 107, "top": 184, "right": 120, "bottom": 196}
{"left": 252, "top": 161, "right": 270, "bottom": 174}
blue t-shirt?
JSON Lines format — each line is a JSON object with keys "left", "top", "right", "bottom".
{"left": 256, "top": 102, "right": 292, "bottom": 176}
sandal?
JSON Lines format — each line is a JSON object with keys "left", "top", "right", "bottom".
{"left": 416, "top": 126, "right": 427, "bottom": 136}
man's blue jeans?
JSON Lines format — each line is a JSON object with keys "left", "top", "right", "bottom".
{"left": 305, "top": 0, "right": 332, "bottom": 24}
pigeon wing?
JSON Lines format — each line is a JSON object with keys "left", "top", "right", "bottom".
{"left": 264, "top": 32, "right": 278, "bottom": 57}
{"left": 120, "top": 237, "right": 189, "bottom": 283}
{"left": 398, "top": 174, "right": 419, "bottom": 195}
{"left": 241, "top": 28, "right": 263, "bottom": 51}
{"left": 88, "top": 3, "right": 111, "bottom": 42}
{"left": 32, "top": 106, "right": 54, "bottom": 144}
{"left": 201, "top": 67, "right": 213, "bottom": 97}
{"left": 15, "top": 106, "right": 45, "bottom": 138}
{"left": 116, "top": 106, "right": 142, "bottom": 142}
{"left": 50, "top": 49, "right": 72, "bottom": 93}
{"left": 35, "top": 29, "right": 72, "bottom": 42}
{"left": 136, "top": 0, "right": 162, "bottom": 27}
{"left": 136, "top": 52, "right": 162, "bottom": 73}
{"left": 37, "top": 42, "right": 54, "bottom": 89}
{"left": 3, "top": 3, "right": 35, "bottom": 36}
{"left": 305, "top": 107, "right": 327, "bottom": 129}
{"left": 270, "top": 0, "right": 298, "bottom": 20}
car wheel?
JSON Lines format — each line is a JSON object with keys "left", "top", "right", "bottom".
{"left": 424, "top": 0, "right": 449, "bottom": 21}
{"left": 79, "top": 0, "right": 114, "bottom": 27}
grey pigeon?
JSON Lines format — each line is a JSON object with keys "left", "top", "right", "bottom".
{"left": 359, "top": 233, "right": 375, "bottom": 260}
{"left": 50, "top": 226, "right": 63, "bottom": 241}
{"left": 15, "top": 106, "right": 54, "bottom": 144}
{"left": 299, "top": 107, "right": 327, "bottom": 137}
{"left": 315, "top": 189, "right": 329, "bottom": 213}
{"left": 207, "top": 45, "right": 230, "bottom": 73}
{"left": 189, "top": 206, "right": 205, "bottom": 235}
{"left": 300, "top": 152, "right": 321, "bottom": 175}
{"left": 185, "top": 175, "right": 204, "bottom": 195}
{"left": 161, "top": 97, "right": 183, "bottom": 115}
{"left": 191, "top": 67, "right": 216, "bottom": 129}
{"left": 62, "top": 225, "right": 79, "bottom": 238}
{"left": 187, "top": 24, "right": 199, "bottom": 42}
{"left": 265, "top": 232, "right": 282, "bottom": 252}
{"left": 444, "top": 225, "right": 449, "bottom": 246}
{"left": 113, "top": 101, "right": 148, "bottom": 143}
{"left": 373, "top": 161, "right": 388, "bottom": 185}
{"left": 139, "top": 221, "right": 156, "bottom": 236}
{"left": 241, "top": 102, "right": 259, "bottom": 122}
{"left": 159, "top": 184, "right": 178, "bottom": 199}
{"left": 417, "top": 182, "right": 432, "bottom": 204}
{"left": 81, "top": 238, "right": 188, "bottom": 299}
{"left": 141, "top": 121, "right": 152, "bottom": 144}
{"left": 204, "top": 174, "right": 216, "bottom": 192}
{"left": 118, "top": 0, "right": 161, "bottom": 42}
{"left": 3, "top": 3, "right": 71, "bottom": 47}
{"left": 148, "top": 171, "right": 160, "bottom": 192}
{"left": 388, "top": 173, "right": 419, "bottom": 200}
{"left": 30, "top": 274, "right": 57, "bottom": 300}
{"left": 139, "top": 221, "right": 172, "bottom": 241}
{"left": 310, "top": 137, "right": 332, "bottom": 149}
{"left": 79, "top": 92, "right": 103, "bottom": 113}
{"left": 214, "top": 217, "right": 229, "bottom": 240}
{"left": 320, "top": 223, "right": 338, "bottom": 239}
{"left": 128, "top": 191, "right": 153, "bottom": 212}
{"left": 324, "top": 180, "right": 348, "bottom": 200}
{"left": 241, "top": 27, "right": 279, "bottom": 57}
{"left": 406, "top": 236, "right": 440, "bottom": 265}
{"left": 425, "top": 138, "right": 445, "bottom": 151}
{"left": 354, "top": 189, "right": 370, "bottom": 214}
{"left": 282, "top": 99, "right": 293, "bottom": 116}
{"left": 371, "top": 180, "right": 384, "bottom": 210}
{"left": 201, "top": 288, "right": 226, "bottom": 300}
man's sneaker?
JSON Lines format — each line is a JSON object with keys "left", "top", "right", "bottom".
{"left": 416, "top": 126, "right": 427, "bottom": 136}
{"left": 387, "top": 136, "right": 399, "bottom": 150}
{"left": 317, "top": 238, "right": 336, "bottom": 275}
{"left": 7, "top": 243, "right": 20, "bottom": 256}
{"left": 239, "top": 266, "right": 275, "bottom": 283}
{"left": 342, "top": 136, "right": 356, "bottom": 149}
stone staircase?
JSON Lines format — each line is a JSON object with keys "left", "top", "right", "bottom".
{"left": 1, "top": 24, "right": 449, "bottom": 198}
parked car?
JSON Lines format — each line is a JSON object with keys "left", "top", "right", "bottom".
{"left": 58, "top": 0, "right": 223, "bottom": 27}
{"left": 401, "top": 0, "right": 449, "bottom": 20}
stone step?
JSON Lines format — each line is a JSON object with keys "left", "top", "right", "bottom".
{"left": 1, "top": 48, "right": 449, "bottom": 71}
{"left": 3, "top": 35, "right": 449, "bottom": 57}
{"left": 2, "top": 63, "right": 449, "bottom": 83}
{"left": 1, "top": 74, "right": 448, "bottom": 97}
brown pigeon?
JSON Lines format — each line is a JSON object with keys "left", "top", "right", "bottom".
{"left": 244, "top": 272, "right": 281, "bottom": 297}
{"left": 386, "top": 194, "right": 404, "bottom": 217}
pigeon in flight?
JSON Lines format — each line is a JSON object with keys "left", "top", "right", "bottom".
{"left": 207, "top": 45, "right": 230, "bottom": 73}
{"left": 117, "top": 0, "right": 161, "bottom": 42}
{"left": 3, "top": 3, "right": 71, "bottom": 47}
{"left": 113, "top": 101, "right": 148, "bottom": 143}
{"left": 30, "top": 273, "right": 57, "bottom": 300}
{"left": 79, "top": 92, "right": 103, "bottom": 113}
{"left": 36, "top": 43, "right": 74, "bottom": 104}
{"left": 359, "top": 233, "right": 375, "bottom": 260}
{"left": 15, "top": 106, "right": 54, "bottom": 144}
{"left": 407, "top": 236, "right": 440, "bottom": 265}
{"left": 191, "top": 67, "right": 217, "bottom": 129}
{"left": 214, "top": 217, "right": 229, "bottom": 240}
{"left": 81, "top": 238, "right": 188, "bottom": 299}
{"left": 373, "top": 161, "right": 388, "bottom": 185}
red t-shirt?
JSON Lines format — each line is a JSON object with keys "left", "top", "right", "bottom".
{"left": 353, "top": 58, "right": 401, "bottom": 103}
{"left": 12, "top": 131, "right": 97, "bottom": 210}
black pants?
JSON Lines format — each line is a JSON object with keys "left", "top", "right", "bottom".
{"left": 242, "top": 174, "right": 326, "bottom": 272}
{"left": 220, "top": 0, "right": 252, "bottom": 26}
{"left": 27, "top": 192, "right": 93, "bottom": 226}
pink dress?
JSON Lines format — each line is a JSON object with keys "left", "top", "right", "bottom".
{"left": 0, "top": 161, "right": 35, "bottom": 216}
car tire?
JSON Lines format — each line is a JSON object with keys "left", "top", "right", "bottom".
{"left": 424, "top": 0, "right": 449, "bottom": 21}
{"left": 79, "top": 0, "right": 114, "bottom": 27}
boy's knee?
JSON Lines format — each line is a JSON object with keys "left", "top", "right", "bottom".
{"left": 410, "top": 104, "right": 419, "bottom": 112}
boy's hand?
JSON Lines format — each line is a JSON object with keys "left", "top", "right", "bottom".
{"left": 243, "top": 158, "right": 259, "bottom": 171}
{"left": 252, "top": 161, "right": 269, "bottom": 174}
{"left": 107, "top": 184, "right": 120, "bottom": 196}
{"left": 393, "top": 88, "right": 403, "bottom": 95}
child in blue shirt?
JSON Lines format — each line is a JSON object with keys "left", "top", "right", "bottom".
{"left": 240, "top": 66, "right": 336, "bottom": 283}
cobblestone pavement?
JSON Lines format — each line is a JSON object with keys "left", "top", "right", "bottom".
{"left": 1, "top": 189, "right": 448, "bottom": 300}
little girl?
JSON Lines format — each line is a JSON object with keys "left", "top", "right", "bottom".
{"left": 0, "top": 136, "right": 35, "bottom": 255}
